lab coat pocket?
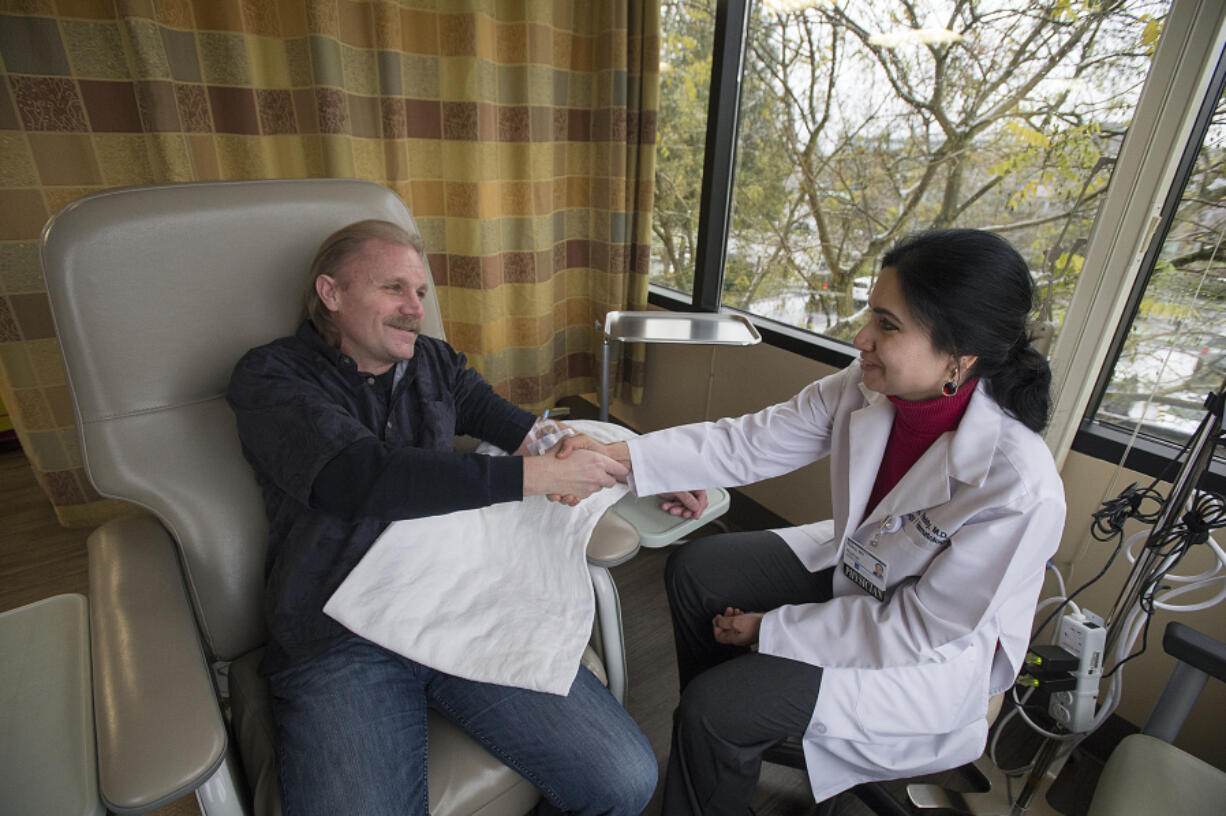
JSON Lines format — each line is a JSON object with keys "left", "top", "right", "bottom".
{"left": 852, "top": 644, "right": 980, "bottom": 739}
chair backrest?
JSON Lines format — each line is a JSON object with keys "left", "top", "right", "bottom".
{"left": 41, "top": 179, "right": 444, "bottom": 662}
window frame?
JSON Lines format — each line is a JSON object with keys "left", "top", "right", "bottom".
{"left": 649, "top": 0, "right": 1226, "bottom": 492}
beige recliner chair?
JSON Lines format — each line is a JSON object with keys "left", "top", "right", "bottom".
{"left": 41, "top": 179, "right": 726, "bottom": 815}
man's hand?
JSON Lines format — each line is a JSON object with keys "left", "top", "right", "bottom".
{"left": 522, "top": 448, "right": 627, "bottom": 501}
{"left": 659, "top": 490, "right": 708, "bottom": 519}
{"left": 712, "top": 607, "right": 762, "bottom": 646}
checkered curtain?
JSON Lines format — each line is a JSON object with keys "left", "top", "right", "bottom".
{"left": 0, "top": 0, "right": 660, "bottom": 527}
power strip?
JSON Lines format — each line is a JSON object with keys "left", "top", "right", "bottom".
{"left": 1048, "top": 611, "right": 1106, "bottom": 733}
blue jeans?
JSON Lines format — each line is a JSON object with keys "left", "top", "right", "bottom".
{"left": 269, "top": 636, "right": 657, "bottom": 816}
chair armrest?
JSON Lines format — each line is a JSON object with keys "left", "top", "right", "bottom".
{"left": 1164, "top": 621, "right": 1226, "bottom": 683}
{"left": 89, "top": 514, "right": 228, "bottom": 814}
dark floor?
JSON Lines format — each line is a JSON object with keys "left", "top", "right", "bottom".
{"left": 2, "top": 430, "right": 1122, "bottom": 815}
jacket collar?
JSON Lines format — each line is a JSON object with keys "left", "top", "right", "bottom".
{"left": 849, "top": 380, "right": 1001, "bottom": 530}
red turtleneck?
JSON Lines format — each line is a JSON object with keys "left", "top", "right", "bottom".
{"left": 864, "top": 379, "right": 978, "bottom": 516}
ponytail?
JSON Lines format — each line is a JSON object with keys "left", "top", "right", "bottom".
{"left": 983, "top": 339, "right": 1051, "bottom": 433}
{"left": 882, "top": 229, "right": 1053, "bottom": 432}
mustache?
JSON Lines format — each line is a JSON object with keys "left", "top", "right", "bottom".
{"left": 384, "top": 316, "right": 422, "bottom": 332}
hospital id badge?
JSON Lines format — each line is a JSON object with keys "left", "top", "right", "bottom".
{"left": 842, "top": 536, "right": 887, "bottom": 601}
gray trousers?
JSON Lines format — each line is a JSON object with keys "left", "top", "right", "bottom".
{"left": 662, "top": 530, "right": 833, "bottom": 815}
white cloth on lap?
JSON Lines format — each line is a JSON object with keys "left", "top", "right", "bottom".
{"left": 324, "top": 420, "right": 634, "bottom": 695}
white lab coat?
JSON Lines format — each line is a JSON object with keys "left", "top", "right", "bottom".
{"left": 626, "top": 365, "right": 1066, "bottom": 801}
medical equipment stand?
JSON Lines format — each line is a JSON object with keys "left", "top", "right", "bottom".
{"left": 909, "top": 376, "right": 1226, "bottom": 815}
{"left": 598, "top": 310, "right": 761, "bottom": 422}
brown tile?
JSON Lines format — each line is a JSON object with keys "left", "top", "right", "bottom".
{"left": 409, "top": 179, "right": 444, "bottom": 216}
{"left": 292, "top": 87, "right": 318, "bottom": 133}
{"left": 441, "top": 101, "right": 476, "bottom": 141}
{"left": 0, "top": 190, "right": 50, "bottom": 240}
{"left": 445, "top": 181, "right": 477, "bottom": 218}
{"left": 347, "top": 92, "right": 380, "bottom": 139}
{"left": 26, "top": 133, "right": 102, "bottom": 185}
{"left": 0, "top": 80, "right": 19, "bottom": 131}
{"left": 256, "top": 88, "right": 296, "bottom": 134}
{"left": 338, "top": 0, "right": 373, "bottom": 48}
{"left": 570, "top": 34, "right": 593, "bottom": 73}
{"left": 477, "top": 101, "right": 496, "bottom": 142}
{"left": 566, "top": 238, "right": 589, "bottom": 269}
{"left": 120, "top": 0, "right": 155, "bottom": 18}
{"left": 134, "top": 80, "right": 181, "bottom": 131}
{"left": 567, "top": 108, "right": 589, "bottom": 142}
{"left": 9, "top": 76, "right": 89, "bottom": 132}
{"left": 43, "top": 384, "right": 75, "bottom": 427}
{"left": 566, "top": 176, "right": 589, "bottom": 209}
{"left": 315, "top": 87, "right": 348, "bottom": 134}
{"left": 154, "top": 0, "right": 196, "bottom": 29}
{"left": 8, "top": 293, "right": 55, "bottom": 339}
{"left": 528, "top": 21, "right": 552, "bottom": 65}
{"left": 239, "top": 0, "right": 279, "bottom": 37}
{"left": 425, "top": 251, "right": 446, "bottom": 286}
{"left": 447, "top": 253, "right": 481, "bottom": 288}
{"left": 496, "top": 20, "right": 527, "bottom": 64}
{"left": 498, "top": 105, "right": 530, "bottom": 142}
{"left": 38, "top": 467, "right": 87, "bottom": 505}
{"left": 175, "top": 83, "right": 212, "bottom": 131}
{"left": 503, "top": 250, "right": 537, "bottom": 283}
{"left": 401, "top": 8, "right": 437, "bottom": 55}
{"left": 207, "top": 85, "right": 259, "bottom": 134}
{"left": 14, "top": 387, "right": 52, "bottom": 430}
{"left": 439, "top": 13, "right": 474, "bottom": 57}
{"left": 480, "top": 253, "right": 502, "bottom": 287}
{"left": 193, "top": 0, "right": 243, "bottom": 32}
{"left": 0, "top": 297, "right": 19, "bottom": 342}
{"left": 56, "top": 0, "right": 120, "bottom": 18}
{"left": 381, "top": 96, "right": 406, "bottom": 139}
{"left": 500, "top": 179, "right": 532, "bottom": 216}
{"left": 78, "top": 79, "right": 142, "bottom": 132}
{"left": 276, "top": 0, "right": 307, "bottom": 38}
{"left": 508, "top": 374, "right": 542, "bottom": 405}
{"left": 591, "top": 107, "right": 609, "bottom": 143}
{"left": 403, "top": 97, "right": 441, "bottom": 139}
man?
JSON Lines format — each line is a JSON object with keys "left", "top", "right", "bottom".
{"left": 226, "top": 219, "right": 656, "bottom": 815}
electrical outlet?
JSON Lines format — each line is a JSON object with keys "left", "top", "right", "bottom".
{"left": 1051, "top": 612, "right": 1106, "bottom": 732}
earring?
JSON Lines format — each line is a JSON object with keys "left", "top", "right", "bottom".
{"left": 942, "top": 369, "right": 959, "bottom": 397}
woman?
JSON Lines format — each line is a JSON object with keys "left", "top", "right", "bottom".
{"left": 563, "top": 229, "right": 1066, "bottom": 812}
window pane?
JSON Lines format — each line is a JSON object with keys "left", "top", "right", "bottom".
{"left": 650, "top": 0, "right": 718, "bottom": 300}
{"left": 1095, "top": 82, "right": 1226, "bottom": 445}
{"left": 724, "top": 0, "right": 1168, "bottom": 342}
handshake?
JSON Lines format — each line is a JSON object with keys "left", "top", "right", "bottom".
{"left": 519, "top": 421, "right": 707, "bottom": 519}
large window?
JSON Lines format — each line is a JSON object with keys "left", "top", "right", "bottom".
{"left": 652, "top": 0, "right": 718, "bottom": 302}
{"left": 653, "top": 0, "right": 1168, "bottom": 345}
{"left": 1087, "top": 67, "right": 1226, "bottom": 449}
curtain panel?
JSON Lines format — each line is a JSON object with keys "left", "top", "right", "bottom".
{"left": 0, "top": 0, "right": 660, "bottom": 527}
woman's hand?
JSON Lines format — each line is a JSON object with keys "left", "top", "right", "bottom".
{"left": 659, "top": 490, "right": 708, "bottom": 519}
{"left": 712, "top": 607, "right": 762, "bottom": 646}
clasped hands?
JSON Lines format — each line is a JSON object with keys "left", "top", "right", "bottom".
{"left": 520, "top": 428, "right": 707, "bottom": 519}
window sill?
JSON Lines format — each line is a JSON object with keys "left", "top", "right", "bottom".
{"left": 1071, "top": 419, "right": 1225, "bottom": 495}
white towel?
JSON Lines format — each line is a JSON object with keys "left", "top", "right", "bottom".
{"left": 324, "top": 420, "right": 635, "bottom": 695}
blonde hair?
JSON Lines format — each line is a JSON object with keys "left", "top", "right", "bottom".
{"left": 304, "top": 219, "right": 426, "bottom": 346}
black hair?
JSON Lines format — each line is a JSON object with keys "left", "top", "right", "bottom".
{"left": 880, "top": 228, "right": 1052, "bottom": 432}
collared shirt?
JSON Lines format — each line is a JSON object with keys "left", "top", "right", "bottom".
{"left": 226, "top": 321, "right": 535, "bottom": 674}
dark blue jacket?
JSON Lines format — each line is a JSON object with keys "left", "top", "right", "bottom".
{"left": 227, "top": 322, "right": 535, "bottom": 674}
